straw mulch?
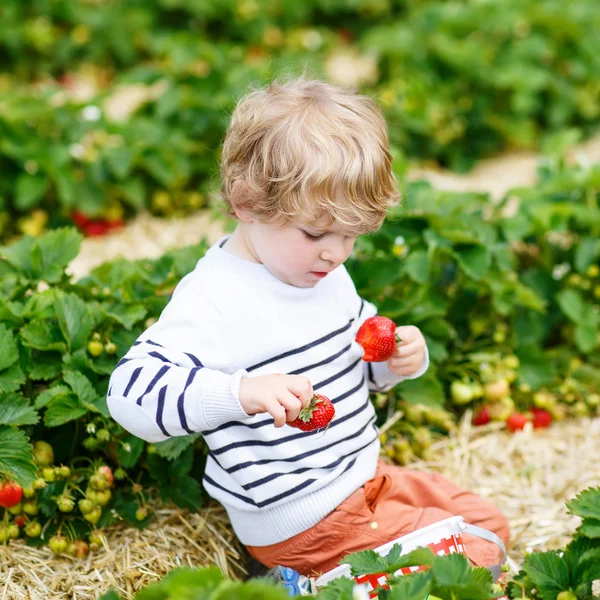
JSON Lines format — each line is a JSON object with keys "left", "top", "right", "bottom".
{"left": 2, "top": 416, "right": 599, "bottom": 600}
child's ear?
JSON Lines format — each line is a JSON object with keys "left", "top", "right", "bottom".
{"left": 230, "top": 180, "right": 262, "bottom": 223}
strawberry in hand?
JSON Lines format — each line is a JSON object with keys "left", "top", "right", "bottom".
{"left": 355, "top": 316, "right": 401, "bottom": 362}
{"left": 288, "top": 394, "right": 335, "bottom": 432}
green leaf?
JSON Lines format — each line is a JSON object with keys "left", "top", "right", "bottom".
{"left": 101, "top": 303, "right": 147, "bottom": 329}
{"left": 20, "top": 320, "right": 67, "bottom": 352}
{"left": 526, "top": 551, "right": 570, "bottom": 599}
{"left": 398, "top": 369, "right": 445, "bottom": 407}
{"left": 96, "top": 591, "right": 121, "bottom": 600}
{"left": 567, "top": 486, "right": 600, "bottom": 521}
{"left": 37, "top": 228, "right": 83, "bottom": 283}
{"left": 556, "top": 289, "right": 585, "bottom": 324}
{"left": 0, "top": 393, "right": 39, "bottom": 426}
{"left": 0, "top": 235, "right": 37, "bottom": 277}
{"left": 387, "top": 571, "right": 432, "bottom": 600}
{"left": 15, "top": 173, "right": 50, "bottom": 210}
{"left": 0, "top": 362, "right": 26, "bottom": 393}
{"left": 452, "top": 244, "right": 490, "bottom": 280}
{"left": 44, "top": 395, "right": 87, "bottom": 428}
{"left": 0, "top": 426, "right": 37, "bottom": 487}
{"left": 120, "top": 177, "right": 146, "bottom": 210}
{"left": 403, "top": 249, "right": 430, "bottom": 283}
{"left": 574, "top": 322, "right": 599, "bottom": 353}
{"left": 53, "top": 291, "right": 93, "bottom": 351}
{"left": 105, "top": 146, "right": 134, "bottom": 180}
{"left": 63, "top": 369, "right": 97, "bottom": 406}
{"left": 0, "top": 323, "right": 19, "bottom": 371}
{"left": 35, "top": 385, "right": 72, "bottom": 409}
{"left": 27, "top": 353, "right": 62, "bottom": 381}
{"left": 342, "top": 548, "right": 387, "bottom": 576}
{"left": 169, "top": 475, "right": 203, "bottom": 511}
{"left": 155, "top": 434, "right": 201, "bottom": 461}
{"left": 574, "top": 237, "right": 599, "bottom": 273}
{"left": 135, "top": 566, "right": 224, "bottom": 600}
{"left": 515, "top": 344, "right": 555, "bottom": 389}
{"left": 576, "top": 518, "right": 600, "bottom": 538}
{"left": 117, "top": 434, "right": 145, "bottom": 469}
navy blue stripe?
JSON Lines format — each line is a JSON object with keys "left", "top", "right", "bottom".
{"left": 243, "top": 439, "right": 371, "bottom": 490}
{"left": 313, "top": 358, "right": 361, "bottom": 391}
{"left": 359, "top": 299, "right": 365, "bottom": 317}
{"left": 203, "top": 473, "right": 257, "bottom": 506}
{"left": 246, "top": 319, "right": 354, "bottom": 372}
{"left": 184, "top": 352, "right": 203, "bottom": 367}
{"left": 156, "top": 385, "right": 170, "bottom": 437}
{"left": 202, "top": 375, "right": 365, "bottom": 436}
{"left": 224, "top": 414, "right": 377, "bottom": 474}
{"left": 148, "top": 351, "right": 174, "bottom": 364}
{"left": 123, "top": 367, "right": 143, "bottom": 397}
{"left": 177, "top": 367, "right": 203, "bottom": 433}
{"left": 289, "top": 344, "right": 352, "bottom": 375}
{"left": 116, "top": 357, "right": 132, "bottom": 369}
{"left": 136, "top": 365, "right": 170, "bottom": 406}
{"left": 258, "top": 456, "right": 358, "bottom": 507}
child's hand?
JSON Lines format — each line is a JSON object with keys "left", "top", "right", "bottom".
{"left": 387, "top": 325, "right": 426, "bottom": 377}
{"left": 239, "top": 374, "right": 313, "bottom": 427}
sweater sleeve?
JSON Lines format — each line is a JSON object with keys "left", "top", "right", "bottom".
{"left": 106, "top": 286, "right": 253, "bottom": 443}
{"left": 336, "top": 266, "right": 429, "bottom": 393}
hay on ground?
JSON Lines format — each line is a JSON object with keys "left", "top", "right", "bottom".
{"left": 3, "top": 417, "right": 599, "bottom": 599}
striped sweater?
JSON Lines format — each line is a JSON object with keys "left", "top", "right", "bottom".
{"left": 107, "top": 236, "right": 429, "bottom": 546}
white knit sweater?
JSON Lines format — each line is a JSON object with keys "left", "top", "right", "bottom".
{"left": 107, "top": 236, "right": 429, "bottom": 546}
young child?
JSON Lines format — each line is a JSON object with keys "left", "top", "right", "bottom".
{"left": 107, "top": 76, "right": 509, "bottom": 577}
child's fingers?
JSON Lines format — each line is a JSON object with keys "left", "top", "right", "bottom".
{"left": 286, "top": 375, "right": 314, "bottom": 408}
{"left": 279, "top": 391, "right": 304, "bottom": 422}
{"left": 265, "top": 399, "right": 288, "bottom": 427}
{"left": 393, "top": 340, "right": 423, "bottom": 358}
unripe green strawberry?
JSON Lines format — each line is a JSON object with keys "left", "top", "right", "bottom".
{"left": 83, "top": 436, "right": 101, "bottom": 451}
{"left": 22, "top": 486, "right": 35, "bottom": 498}
{"left": 89, "top": 531, "right": 104, "bottom": 546}
{"left": 557, "top": 592, "right": 577, "bottom": 600}
{"left": 33, "top": 440, "right": 54, "bottom": 466}
{"left": 104, "top": 341, "right": 117, "bottom": 354}
{"left": 57, "top": 496, "right": 75, "bottom": 513}
{"left": 33, "top": 478, "right": 47, "bottom": 490}
{"left": 7, "top": 524, "right": 19, "bottom": 539}
{"left": 49, "top": 535, "right": 68, "bottom": 555}
{"left": 0, "top": 526, "right": 9, "bottom": 543}
{"left": 89, "top": 474, "right": 110, "bottom": 491}
{"left": 87, "top": 340, "right": 104, "bottom": 357}
{"left": 56, "top": 465, "right": 71, "bottom": 479}
{"left": 114, "top": 468, "right": 127, "bottom": 481}
{"left": 135, "top": 506, "right": 149, "bottom": 521}
{"left": 503, "top": 355, "right": 520, "bottom": 370}
{"left": 485, "top": 379, "right": 510, "bottom": 402}
{"left": 83, "top": 506, "right": 102, "bottom": 525}
{"left": 89, "top": 488, "right": 111, "bottom": 506}
{"left": 90, "top": 542, "right": 100, "bottom": 552}
{"left": 7, "top": 502, "right": 22, "bottom": 515}
{"left": 42, "top": 467, "right": 56, "bottom": 482}
{"left": 96, "top": 429, "right": 111, "bottom": 442}
{"left": 65, "top": 541, "right": 77, "bottom": 556}
{"left": 22, "top": 500, "right": 39, "bottom": 515}
{"left": 78, "top": 499, "right": 94, "bottom": 514}
{"left": 450, "top": 381, "right": 474, "bottom": 404}
{"left": 25, "top": 521, "right": 42, "bottom": 537}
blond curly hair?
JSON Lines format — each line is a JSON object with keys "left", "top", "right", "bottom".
{"left": 220, "top": 75, "right": 400, "bottom": 236}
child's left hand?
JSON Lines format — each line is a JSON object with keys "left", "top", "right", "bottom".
{"left": 387, "top": 325, "right": 427, "bottom": 377}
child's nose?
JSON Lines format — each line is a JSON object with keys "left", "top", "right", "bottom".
{"left": 320, "top": 240, "right": 349, "bottom": 264}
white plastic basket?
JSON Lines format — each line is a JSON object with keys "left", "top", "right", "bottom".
{"left": 315, "top": 516, "right": 510, "bottom": 599}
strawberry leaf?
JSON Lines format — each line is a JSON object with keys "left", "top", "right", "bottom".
{"left": 0, "top": 235, "right": 37, "bottom": 277}
{"left": 154, "top": 434, "right": 201, "bottom": 461}
{"left": 566, "top": 486, "right": 600, "bottom": 521}
{"left": 0, "top": 363, "right": 26, "bottom": 393}
{"left": 525, "top": 551, "right": 570, "bottom": 599}
{"left": 314, "top": 577, "right": 355, "bottom": 598}
{"left": 170, "top": 475, "right": 203, "bottom": 511}
{"left": 387, "top": 547, "right": 436, "bottom": 573}
{"left": 576, "top": 518, "right": 600, "bottom": 538}
{"left": 0, "top": 324, "right": 19, "bottom": 371}
{"left": 34, "top": 385, "right": 72, "bottom": 409}
{"left": 387, "top": 571, "right": 432, "bottom": 600}
{"left": 43, "top": 395, "right": 87, "bottom": 428}
{"left": 36, "top": 227, "right": 82, "bottom": 283}
{"left": 53, "top": 291, "right": 93, "bottom": 351}
{"left": 20, "top": 320, "right": 67, "bottom": 353}
{"left": 0, "top": 426, "right": 36, "bottom": 487}
{"left": 342, "top": 548, "right": 388, "bottom": 576}
{"left": 0, "top": 393, "right": 39, "bottom": 426}
{"left": 27, "top": 353, "right": 62, "bottom": 381}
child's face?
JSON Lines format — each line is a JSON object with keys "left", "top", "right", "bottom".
{"left": 246, "top": 215, "right": 357, "bottom": 288}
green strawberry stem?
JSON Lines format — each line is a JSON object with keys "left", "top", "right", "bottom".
{"left": 395, "top": 333, "right": 403, "bottom": 344}
{"left": 298, "top": 395, "right": 321, "bottom": 423}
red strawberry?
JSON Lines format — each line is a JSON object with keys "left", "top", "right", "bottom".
{"left": 355, "top": 316, "right": 401, "bottom": 362}
{"left": 506, "top": 412, "right": 528, "bottom": 432}
{"left": 531, "top": 408, "right": 552, "bottom": 429}
{"left": 472, "top": 406, "right": 491, "bottom": 426}
{"left": 288, "top": 394, "right": 335, "bottom": 432}
{"left": 0, "top": 481, "right": 23, "bottom": 509}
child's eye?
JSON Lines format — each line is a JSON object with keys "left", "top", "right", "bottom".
{"left": 301, "top": 230, "right": 324, "bottom": 241}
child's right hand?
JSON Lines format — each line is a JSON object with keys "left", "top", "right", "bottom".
{"left": 238, "top": 374, "right": 314, "bottom": 427}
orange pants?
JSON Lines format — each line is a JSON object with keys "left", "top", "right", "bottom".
{"left": 247, "top": 460, "right": 510, "bottom": 577}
